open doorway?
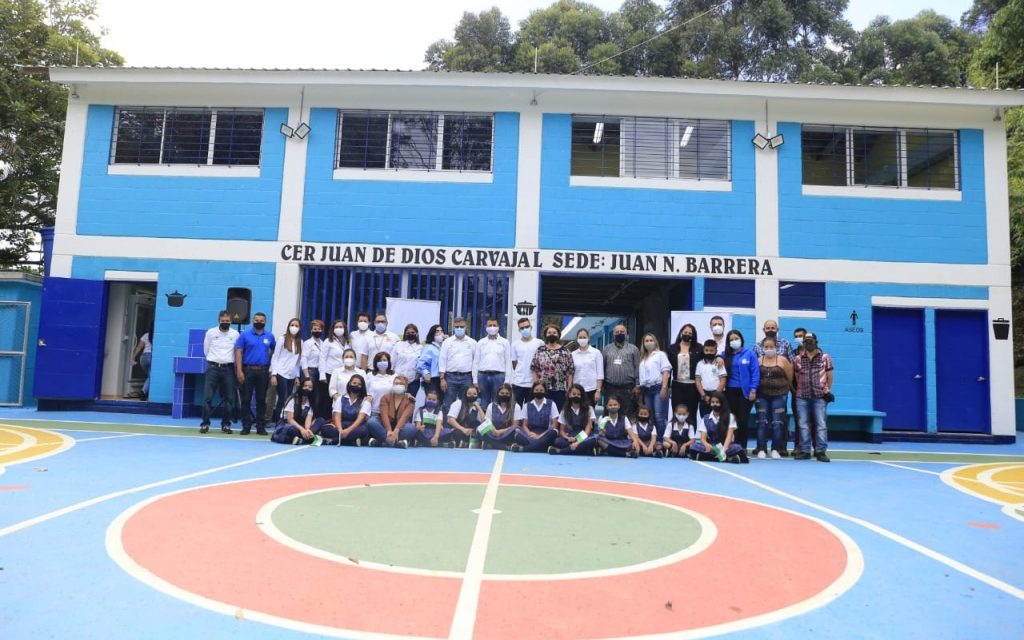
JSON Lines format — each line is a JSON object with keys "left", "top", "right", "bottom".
{"left": 100, "top": 282, "right": 156, "bottom": 400}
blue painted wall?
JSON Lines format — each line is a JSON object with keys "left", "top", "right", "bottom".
{"left": 0, "top": 276, "right": 42, "bottom": 405}
{"left": 302, "top": 110, "right": 520, "bottom": 247}
{"left": 778, "top": 123, "right": 987, "bottom": 263}
{"left": 539, "top": 116, "right": 756, "bottom": 254}
{"left": 71, "top": 258, "right": 276, "bottom": 404}
{"left": 77, "top": 105, "right": 287, "bottom": 240}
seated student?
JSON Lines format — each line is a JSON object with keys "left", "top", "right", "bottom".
{"left": 686, "top": 391, "right": 749, "bottom": 464}
{"left": 510, "top": 381, "right": 559, "bottom": 453}
{"left": 596, "top": 395, "right": 637, "bottom": 458}
{"left": 660, "top": 403, "right": 692, "bottom": 457}
{"left": 677, "top": 406, "right": 712, "bottom": 459}
{"left": 329, "top": 374, "right": 371, "bottom": 446}
{"left": 548, "top": 383, "right": 598, "bottom": 455}
{"left": 632, "top": 405, "right": 661, "bottom": 458}
{"left": 270, "top": 379, "right": 326, "bottom": 446}
{"left": 327, "top": 348, "right": 365, "bottom": 402}
{"left": 447, "top": 384, "right": 484, "bottom": 449}
{"left": 478, "top": 383, "right": 518, "bottom": 449}
{"left": 367, "top": 374, "right": 417, "bottom": 448}
{"left": 415, "top": 389, "right": 452, "bottom": 448}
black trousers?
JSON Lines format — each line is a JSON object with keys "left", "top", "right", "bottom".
{"left": 201, "top": 364, "right": 236, "bottom": 425}
{"left": 240, "top": 366, "right": 270, "bottom": 428}
{"left": 512, "top": 385, "right": 532, "bottom": 407}
{"left": 725, "top": 387, "right": 753, "bottom": 449}
{"left": 671, "top": 381, "right": 700, "bottom": 426}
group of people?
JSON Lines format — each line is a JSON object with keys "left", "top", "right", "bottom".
{"left": 199, "top": 310, "right": 835, "bottom": 463}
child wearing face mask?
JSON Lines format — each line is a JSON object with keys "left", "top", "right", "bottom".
{"left": 596, "top": 396, "right": 637, "bottom": 458}
{"left": 330, "top": 374, "right": 371, "bottom": 446}
{"left": 415, "top": 390, "right": 453, "bottom": 447}
{"left": 270, "top": 379, "right": 328, "bottom": 446}
{"left": 366, "top": 374, "right": 418, "bottom": 448}
{"left": 687, "top": 392, "right": 749, "bottom": 463}
{"left": 479, "top": 383, "right": 518, "bottom": 450}
{"left": 328, "top": 348, "right": 365, "bottom": 403}
{"left": 548, "top": 383, "right": 598, "bottom": 455}
{"left": 695, "top": 339, "right": 728, "bottom": 421}
{"left": 632, "top": 405, "right": 662, "bottom": 457}
{"left": 661, "top": 403, "right": 693, "bottom": 457}
{"left": 269, "top": 317, "right": 304, "bottom": 424}
{"left": 447, "top": 384, "right": 484, "bottom": 448}
{"left": 511, "top": 382, "right": 560, "bottom": 453}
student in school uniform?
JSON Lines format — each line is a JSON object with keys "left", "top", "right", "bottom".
{"left": 695, "top": 339, "right": 728, "bottom": 419}
{"left": 415, "top": 324, "right": 445, "bottom": 400}
{"left": 415, "top": 389, "right": 452, "bottom": 448}
{"left": 660, "top": 403, "right": 693, "bottom": 457}
{"left": 366, "top": 312, "right": 400, "bottom": 369}
{"left": 447, "top": 384, "right": 484, "bottom": 448}
{"left": 366, "top": 374, "right": 417, "bottom": 448}
{"left": 269, "top": 317, "right": 303, "bottom": 424}
{"left": 510, "top": 317, "right": 544, "bottom": 406}
{"left": 632, "top": 404, "right": 661, "bottom": 458}
{"left": 688, "top": 391, "right": 749, "bottom": 463}
{"left": 318, "top": 319, "right": 351, "bottom": 418}
{"left": 548, "top": 383, "right": 598, "bottom": 455}
{"left": 270, "top": 378, "right": 327, "bottom": 446}
{"left": 327, "top": 348, "right": 365, "bottom": 403}
{"left": 510, "top": 381, "right": 559, "bottom": 453}
{"left": 479, "top": 383, "right": 518, "bottom": 449}
{"left": 595, "top": 395, "right": 637, "bottom": 458}
{"left": 329, "top": 374, "right": 371, "bottom": 446}
{"left": 301, "top": 319, "right": 325, "bottom": 418}
{"left": 676, "top": 405, "right": 712, "bottom": 460}
{"left": 392, "top": 324, "right": 424, "bottom": 399}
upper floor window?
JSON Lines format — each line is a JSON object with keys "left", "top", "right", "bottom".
{"left": 336, "top": 111, "right": 494, "bottom": 172}
{"left": 111, "top": 107, "right": 263, "bottom": 166}
{"left": 571, "top": 115, "right": 731, "bottom": 181}
{"left": 802, "top": 125, "right": 959, "bottom": 190}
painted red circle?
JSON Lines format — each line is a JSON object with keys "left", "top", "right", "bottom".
{"left": 111, "top": 472, "right": 859, "bottom": 639}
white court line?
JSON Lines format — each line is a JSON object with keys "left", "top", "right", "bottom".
{"left": 698, "top": 462, "right": 1024, "bottom": 601}
{"left": 873, "top": 461, "right": 942, "bottom": 476}
{"left": 448, "top": 450, "right": 504, "bottom": 640}
{"left": 0, "top": 446, "right": 304, "bottom": 538}
{"left": 0, "top": 427, "right": 37, "bottom": 455}
{"left": 978, "top": 467, "right": 1024, "bottom": 499}
{"left": 74, "top": 434, "right": 147, "bottom": 442}
{"left": 832, "top": 449, "right": 1024, "bottom": 458}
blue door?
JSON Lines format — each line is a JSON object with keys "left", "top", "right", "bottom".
{"left": 33, "top": 277, "right": 108, "bottom": 399}
{"left": 936, "top": 310, "right": 991, "bottom": 433}
{"left": 872, "top": 307, "right": 927, "bottom": 430}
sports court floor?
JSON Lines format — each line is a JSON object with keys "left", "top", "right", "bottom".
{"left": 1, "top": 409, "right": 1023, "bottom": 639}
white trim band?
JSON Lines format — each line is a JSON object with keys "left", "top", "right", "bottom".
{"left": 332, "top": 168, "right": 493, "bottom": 184}
{"left": 570, "top": 175, "right": 732, "bottom": 192}
{"left": 802, "top": 185, "right": 962, "bottom": 202}
{"left": 779, "top": 309, "right": 828, "bottom": 318}
{"left": 871, "top": 296, "right": 989, "bottom": 309}
{"left": 104, "top": 270, "right": 159, "bottom": 282}
{"left": 107, "top": 164, "right": 261, "bottom": 178}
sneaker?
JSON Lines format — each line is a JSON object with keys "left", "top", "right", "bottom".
{"left": 199, "top": 423, "right": 210, "bottom": 434}
{"left": 592, "top": 447, "right": 602, "bottom": 456}
{"left": 509, "top": 444, "right": 524, "bottom": 453}
{"left": 239, "top": 426, "right": 251, "bottom": 436}
{"left": 779, "top": 448, "right": 790, "bottom": 457}
{"left": 367, "top": 438, "right": 379, "bottom": 447}
{"left": 443, "top": 441, "right": 456, "bottom": 449}
{"left": 815, "top": 452, "right": 831, "bottom": 463}
{"left": 547, "top": 446, "right": 559, "bottom": 455}
{"left": 469, "top": 438, "right": 481, "bottom": 449}
{"left": 355, "top": 438, "right": 363, "bottom": 447}
{"left": 756, "top": 450, "right": 767, "bottom": 460}
{"left": 395, "top": 439, "right": 408, "bottom": 449}
{"left": 625, "top": 450, "right": 638, "bottom": 459}
{"left": 256, "top": 426, "right": 268, "bottom": 436}
{"left": 221, "top": 425, "right": 233, "bottom": 434}
{"left": 310, "top": 435, "right": 323, "bottom": 447}
{"left": 770, "top": 450, "right": 781, "bottom": 460}
{"left": 794, "top": 451, "right": 811, "bottom": 460}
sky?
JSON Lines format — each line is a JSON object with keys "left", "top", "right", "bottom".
{"left": 91, "top": 0, "right": 975, "bottom": 70}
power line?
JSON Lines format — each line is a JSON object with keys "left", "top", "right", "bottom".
{"left": 572, "top": 1, "right": 730, "bottom": 76}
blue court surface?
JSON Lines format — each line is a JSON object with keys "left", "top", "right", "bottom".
{"left": 1, "top": 409, "right": 1023, "bottom": 640}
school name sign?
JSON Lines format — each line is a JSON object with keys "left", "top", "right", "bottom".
{"left": 281, "top": 243, "right": 774, "bottom": 277}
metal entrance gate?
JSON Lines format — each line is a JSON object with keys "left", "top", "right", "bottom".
{"left": 300, "top": 267, "right": 510, "bottom": 337}
{"left": 0, "top": 301, "right": 31, "bottom": 406}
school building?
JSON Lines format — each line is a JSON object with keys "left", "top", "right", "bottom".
{"left": 31, "top": 66, "right": 1024, "bottom": 442}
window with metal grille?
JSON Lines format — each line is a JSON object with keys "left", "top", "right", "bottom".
{"left": 336, "top": 111, "right": 494, "bottom": 172}
{"left": 571, "top": 115, "right": 731, "bottom": 181}
{"left": 111, "top": 107, "right": 264, "bottom": 166}
{"left": 802, "top": 125, "right": 959, "bottom": 190}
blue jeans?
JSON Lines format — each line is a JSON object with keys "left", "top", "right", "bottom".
{"left": 443, "top": 372, "right": 472, "bottom": 412}
{"left": 139, "top": 352, "right": 152, "bottom": 395}
{"left": 477, "top": 371, "right": 505, "bottom": 409}
{"left": 366, "top": 417, "right": 418, "bottom": 443}
{"left": 641, "top": 385, "right": 669, "bottom": 433}
{"left": 756, "top": 394, "right": 787, "bottom": 453}
{"left": 796, "top": 397, "right": 828, "bottom": 453}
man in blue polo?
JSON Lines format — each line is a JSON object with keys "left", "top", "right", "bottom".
{"left": 235, "top": 312, "right": 276, "bottom": 435}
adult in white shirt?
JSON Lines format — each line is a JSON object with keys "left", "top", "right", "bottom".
{"left": 638, "top": 333, "right": 672, "bottom": 433}
{"left": 269, "top": 317, "right": 303, "bottom": 424}
{"left": 365, "top": 352, "right": 397, "bottom": 416}
{"left": 510, "top": 317, "right": 543, "bottom": 407}
{"left": 473, "top": 317, "right": 512, "bottom": 409}
{"left": 319, "top": 319, "right": 352, "bottom": 418}
{"left": 200, "top": 310, "right": 240, "bottom": 434}
{"left": 301, "top": 319, "right": 325, "bottom": 415}
{"left": 571, "top": 328, "right": 604, "bottom": 405}
{"left": 710, "top": 315, "right": 727, "bottom": 355}
{"left": 391, "top": 323, "right": 424, "bottom": 398}
{"left": 365, "top": 312, "right": 400, "bottom": 369}
{"left": 328, "top": 348, "right": 365, "bottom": 401}
{"left": 439, "top": 317, "right": 477, "bottom": 411}
{"left": 350, "top": 312, "right": 373, "bottom": 369}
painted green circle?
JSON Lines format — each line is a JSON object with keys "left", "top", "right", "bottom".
{"left": 271, "top": 484, "right": 703, "bottom": 575}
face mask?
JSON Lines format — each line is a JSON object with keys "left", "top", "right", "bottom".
{"left": 392, "top": 385, "right": 406, "bottom": 394}
{"left": 357, "top": 321, "right": 369, "bottom": 331}
{"left": 710, "top": 404, "right": 721, "bottom": 413}
{"left": 704, "top": 353, "right": 715, "bottom": 362}
{"left": 303, "top": 387, "right": 314, "bottom": 395}
{"left": 498, "top": 394, "right": 511, "bottom": 403}
{"left": 533, "top": 391, "right": 546, "bottom": 400}
{"left": 405, "top": 332, "right": 418, "bottom": 341}
{"left": 638, "top": 416, "right": 650, "bottom": 424}
{"left": 570, "top": 395, "right": 581, "bottom": 404}
{"left": 577, "top": 338, "right": 589, "bottom": 348}
{"left": 729, "top": 339, "right": 742, "bottom": 351}
{"left": 764, "top": 330, "right": 777, "bottom": 340}
{"left": 347, "top": 383, "right": 363, "bottom": 394}
{"left": 681, "top": 334, "right": 693, "bottom": 343}
{"left": 614, "top": 333, "right": 626, "bottom": 344}
{"left": 253, "top": 322, "right": 265, "bottom": 331}
{"left": 520, "top": 327, "right": 532, "bottom": 338}
{"left": 311, "top": 330, "right": 322, "bottom": 338}
{"left": 607, "top": 406, "right": 619, "bottom": 415}
{"left": 486, "top": 326, "right": 499, "bottom": 336}
{"left": 466, "top": 394, "right": 478, "bottom": 402}
{"left": 793, "top": 336, "right": 804, "bottom": 346}
{"left": 454, "top": 327, "right": 466, "bottom": 338}
{"left": 289, "top": 326, "right": 300, "bottom": 336}
{"left": 712, "top": 325, "right": 724, "bottom": 336}
{"left": 675, "top": 413, "right": 687, "bottom": 422}
{"left": 219, "top": 322, "right": 230, "bottom": 331}
{"left": 376, "top": 361, "right": 390, "bottom": 371}
{"left": 764, "top": 348, "right": 777, "bottom": 358}
{"left": 424, "top": 400, "right": 437, "bottom": 410}
{"left": 545, "top": 334, "right": 559, "bottom": 344}
{"left": 334, "top": 327, "right": 345, "bottom": 338}
{"left": 804, "top": 341, "right": 817, "bottom": 350}
{"left": 434, "top": 333, "right": 444, "bottom": 344}
{"left": 343, "top": 357, "right": 356, "bottom": 368}
{"left": 644, "top": 340, "right": 656, "bottom": 350}
{"left": 375, "top": 322, "right": 387, "bottom": 333}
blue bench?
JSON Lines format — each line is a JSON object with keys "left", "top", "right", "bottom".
{"left": 172, "top": 329, "right": 208, "bottom": 419}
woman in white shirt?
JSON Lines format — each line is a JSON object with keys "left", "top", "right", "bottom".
{"left": 570, "top": 329, "right": 604, "bottom": 405}
{"left": 319, "top": 319, "right": 351, "bottom": 417}
{"left": 510, "top": 381, "right": 559, "bottom": 453}
{"left": 638, "top": 333, "right": 672, "bottom": 434}
{"left": 365, "top": 352, "right": 396, "bottom": 418}
{"left": 270, "top": 317, "right": 303, "bottom": 424}
{"left": 391, "top": 323, "right": 424, "bottom": 398}
{"left": 327, "top": 348, "right": 365, "bottom": 401}
{"left": 301, "top": 319, "right": 325, "bottom": 416}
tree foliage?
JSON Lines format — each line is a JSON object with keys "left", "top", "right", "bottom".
{"left": 0, "top": 0, "right": 121, "bottom": 268}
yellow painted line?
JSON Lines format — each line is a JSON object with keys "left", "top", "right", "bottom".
{"left": 0, "top": 424, "right": 75, "bottom": 468}
{"left": 940, "top": 462, "right": 1024, "bottom": 508}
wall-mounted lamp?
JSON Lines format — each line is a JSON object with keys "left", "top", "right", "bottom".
{"left": 752, "top": 133, "right": 770, "bottom": 150}
{"left": 994, "top": 108, "right": 1003, "bottom": 122}
{"left": 769, "top": 133, "right": 784, "bottom": 149}
{"left": 280, "top": 122, "right": 311, "bottom": 139}
{"left": 280, "top": 123, "right": 295, "bottom": 137}
{"left": 752, "top": 133, "right": 784, "bottom": 150}
{"left": 69, "top": 84, "right": 79, "bottom": 100}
